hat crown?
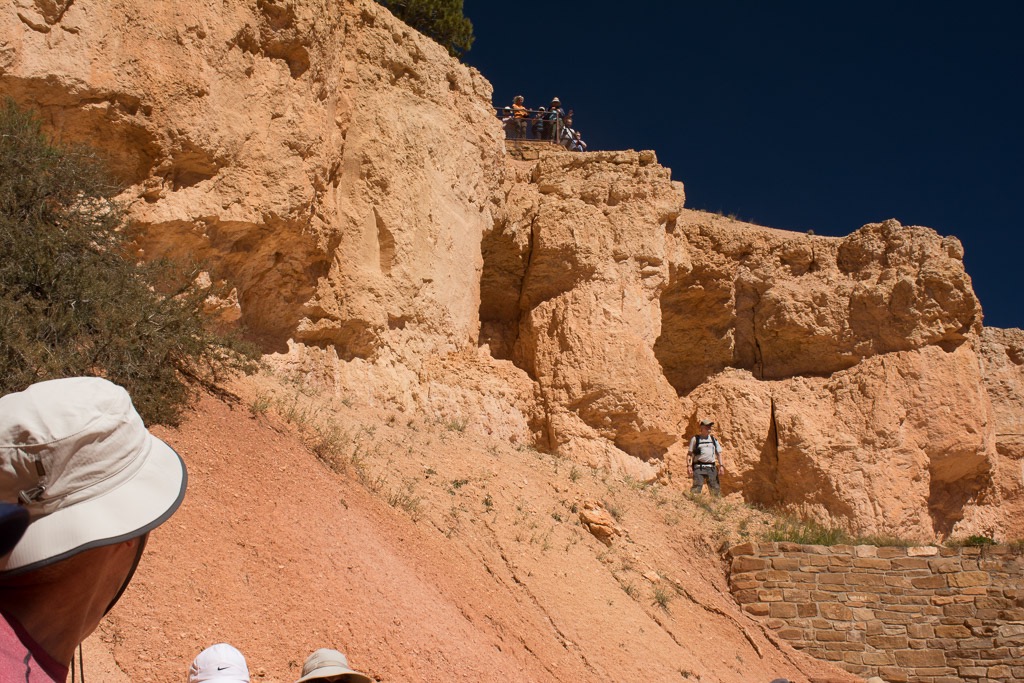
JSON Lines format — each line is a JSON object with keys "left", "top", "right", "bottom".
{"left": 303, "top": 648, "right": 352, "bottom": 673}
{"left": 189, "top": 643, "right": 250, "bottom": 682}
{"left": 296, "top": 648, "right": 370, "bottom": 682}
{"left": 0, "top": 378, "right": 147, "bottom": 514}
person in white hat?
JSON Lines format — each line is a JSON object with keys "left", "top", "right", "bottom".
{"left": 189, "top": 643, "right": 250, "bottom": 683}
{"left": 0, "top": 377, "right": 188, "bottom": 682}
{"left": 295, "top": 648, "right": 371, "bottom": 683}
{"left": 688, "top": 418, "right": 726, "bottom": 495}
{"left": 542, "top": 96, "right": 565, "bottom": 141}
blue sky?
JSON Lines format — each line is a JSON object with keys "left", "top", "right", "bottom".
{"left": 463, "top": 2, "right": 1022, "bottom": 330}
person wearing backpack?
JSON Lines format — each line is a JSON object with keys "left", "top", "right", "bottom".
{"left": 689, "top": 419, "right": 726, "bottom": 495}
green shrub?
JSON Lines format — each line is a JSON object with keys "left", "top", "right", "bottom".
{"left": 0, "top": 99, "right": 256, "bottom": 424}
{"left": 376, "top": 0, "right": 474, "bottom": 57}
{"left": 652, "top": 585, "right": 673, "bottom": 610}
{"left": 853, "top": 534, "right": 918, "bottom": 548}
{"left": 763, "top": 513, "right": 924, "bottom": 547}
{"left": 764, "top": 515, "right": 853, "bottom": 546}
{"left": 946, "top": 534, "right": 997, "bottom": 548}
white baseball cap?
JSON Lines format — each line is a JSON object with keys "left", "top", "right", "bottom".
{"left": 189, "top": 643, "right": 250, "bottom": 683}
{"left": 0, "top": 377, "right": 187, "bottom": 574}
{"left": 296, "top": 648, "right": 371, "bottom": 683}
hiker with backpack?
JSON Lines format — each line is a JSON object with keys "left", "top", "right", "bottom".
{"left": 689, "top": 419, "right": 726, "bottom": 495}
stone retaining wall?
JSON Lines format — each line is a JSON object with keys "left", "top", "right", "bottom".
{"left": 725, "top": 542, "right": 1024, "bottom": 683}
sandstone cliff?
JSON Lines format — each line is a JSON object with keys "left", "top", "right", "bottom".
{"left": 3, "top": 0, "right": 1020, "bottom": 542}
{"left": 3, "top": 0, "right": 1022, "bottom": 657}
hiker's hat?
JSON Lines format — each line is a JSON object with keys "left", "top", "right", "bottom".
{"left": 699, "top": 419, "right": 714, "bottom": 427}
{"left": 551, "top": 96, "right": 561, "bottom": 104}
{"left": 296, "top": 648, "right": 371, "bottom": 683}
{"left": 0, "top": 377, "right": 187, "bottom": 575}
{"left": 189, "top": 643, "right": 250, "bottom": 683}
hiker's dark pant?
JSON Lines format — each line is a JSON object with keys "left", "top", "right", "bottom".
{"left": 691, "top": 465, "right": 720, "bottom": 495}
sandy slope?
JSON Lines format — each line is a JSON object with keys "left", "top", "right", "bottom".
{"left": 84, "top": 375, "right": 862, "bottom": 683}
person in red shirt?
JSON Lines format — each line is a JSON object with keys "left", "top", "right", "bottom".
{"left": 0, "top": 377, "right": 187, "bottom": 682}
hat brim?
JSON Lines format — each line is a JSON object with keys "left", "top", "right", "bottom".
{"left": 296, "top": 667, "right": 372, "bottom": 683}
{"left": 1, "top": 433, "right": 187, "bottom": 575}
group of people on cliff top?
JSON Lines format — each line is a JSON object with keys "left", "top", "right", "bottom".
{"left": 0, "top": 377, "right": 370, "bottom": 683}
{"left": 500, "top": 95, "right": 588, "bottom": 152}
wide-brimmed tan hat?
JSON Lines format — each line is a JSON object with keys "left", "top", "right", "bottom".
{"left": 0, "top": 377, "right": 187, "bottom": 575}
{"left": 190, "top": 643, "right": 250, "bottom": 683}
{"left": 699, "top": 419, "right": 714, "bottom": 427}
{"left": 296, "top": 648, "right": 371, "bottom": 683}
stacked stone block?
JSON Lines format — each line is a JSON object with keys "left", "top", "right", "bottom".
{"left": 726, "top": 542, "right": 1024, "bottom": 683}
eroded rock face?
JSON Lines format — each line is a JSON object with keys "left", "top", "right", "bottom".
{"left": 980, "top": 328, "right": 1024, "bottom": 460}
{"left": 656, "top": 212, "right": 982, "bottom": 394}
{"left": 962, "top": 327, "right": 1024, "bottom": 537}
{"left": 677, "top": 344, "right": 993, "bottom": 540}
{"left": 482, "top": 163, "right": 996, "bottom": 537}
{"left": 2, "top": 0, "right": 1020, "bottom": 540}
{"left": 2, "top": 0, "right": 501, "bottom": 359}
{"left": 1, "top": 0, "right": 540, "bottom": 444}
{"left": 483, "top": 151, "right": 689, "bottom": 475}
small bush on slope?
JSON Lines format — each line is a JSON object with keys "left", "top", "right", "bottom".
{"left": 0, "top": 99, "right": 256, "bottom": 424}
{"left": 764, "top": 513, "right": 931, "bottom": 547}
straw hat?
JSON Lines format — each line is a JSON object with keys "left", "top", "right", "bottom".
{"left": 296, "top": 648, "right": 371, "bottom": 683}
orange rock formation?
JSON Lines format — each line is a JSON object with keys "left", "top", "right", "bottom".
{"left": 3, "top": 0, "right": 1019, "bottom": 544}
{"left": 3, "top": 0, "right": 1022, "bottom": 679}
